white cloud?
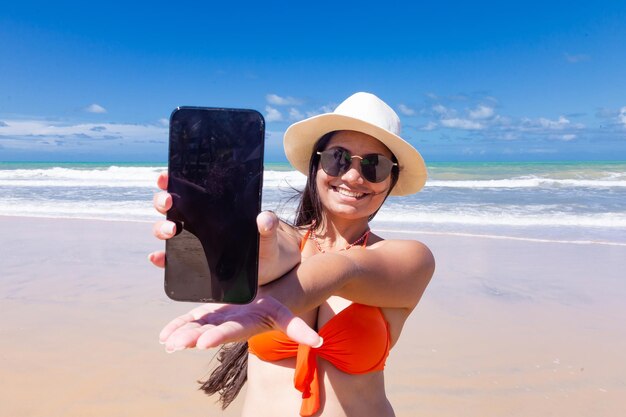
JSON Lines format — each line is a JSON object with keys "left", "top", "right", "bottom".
{"left": 85, "top": 103, "right": 107, "bottom": 114}
{"left": 527, "top": 148, "right": 558, "bottom": 154}
{"left": 289, "top": 108, "right": 304, "bottom": 121}
{"left": 492, "top": 115, "right": 512, "bottom": 126}
{"left": 538, "top": 116, "right": 570, "bottom": 129}
{"left": 536, "top": 116, "right": 584, "bottom": 130}
{"left": 469, "top": 105, "right": 494, "bottom": 120}
{"left": 397, "top": 104, "right": 415, "bottom": 116}
{"left": 420, "top": 121, "right": 437, "bottom": 131}
{"left": 159, "top": 118, "right": 169, "bottom": 127}
{"left": 440, "top": 118, "right": 483, "bottom": 130}
{"left": 305, "top": 104, "right": 334, "bottom": 118}
{"left": 265, "top": 106, "right": 283, "bottom": 122}
{"left": 548, "top": 133, "right": 577, "bottom": 141}
{"left": 266, "top": 94, "right": 302, "bottom": 106}
{"left": 432, "top": 104, "right": 449, "bottom": 115}
{"left": 619, "top": 107, "right": 626, "bottom": 127}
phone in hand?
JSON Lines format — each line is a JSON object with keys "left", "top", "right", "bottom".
{"left": 165, "top": 107, "right": 264, "bottom": 304}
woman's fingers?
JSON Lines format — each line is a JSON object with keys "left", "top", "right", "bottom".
{"left": 157, "top": 171, "right": 169, "bottom": 191}
{"left": 153, "top": 191, "right": 172, "bottom": 215}
{"left": 256, "top": 211, "right": 278, "bottom": 255}
{"left": 153, "top": 220, "right": 176, "bottom": 240}
{"left": 262, "top": 297, "right": 322, "bottom": 348}
{"left": 257, "top": 211, "right": 278, "bottom": 235}
{"left": 159, "top": 313, "right": 194, "bottom": 344}
{"left": 151, "top": 174, "right": 172, "bottom": 267}
{"left": 257, "top": 211, "right": 279, "bottom": 250}
{"left": 193, "top": 315, "right": 321, "bottom": 350}
{"left": 159, "top": 304, "right": 221, "bottom": 343}
{"left": 195, "top": 321, "right": 245, "bottom": 349}
{"left": 194, "top": 299, "right": 321, "bottom": 349}
{"left": 148, "top": 251, "right": 166, "bottom": 268}
{"left": 283, "top": 316, "right": 323, "bottom": 348}
{"left": 163, "top": 323, "right": 204, "bottom": 352}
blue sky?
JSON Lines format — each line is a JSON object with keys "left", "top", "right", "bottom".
{"left": 1, "top": 1, "right": 625, "bottom": 162}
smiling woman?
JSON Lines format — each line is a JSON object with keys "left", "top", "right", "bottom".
{"left": 149, "top": 92, "right": 435, "bottom": 417}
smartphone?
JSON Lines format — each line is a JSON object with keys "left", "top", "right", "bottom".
{"left": 165, "top": 107, "right": 264, "bottom": 304}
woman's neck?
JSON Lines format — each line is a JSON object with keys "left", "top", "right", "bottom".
{"left": 313, "top": 216, "right": 370, "bottom": 251}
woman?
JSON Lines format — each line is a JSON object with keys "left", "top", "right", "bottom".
{"left": 149, "top": 92, "right": 435, "bottom": 416}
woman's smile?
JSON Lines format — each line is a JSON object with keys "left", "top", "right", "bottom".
{"left": 332, "top": 185, "right": 368, "bottom": 200}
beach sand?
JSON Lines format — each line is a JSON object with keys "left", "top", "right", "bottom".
{"left": 1, "top": 216, "right": 625, "bottom": 416}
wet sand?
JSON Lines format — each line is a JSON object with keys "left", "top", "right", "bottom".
{"left": 1, "top": 216, "right": 625, "bottom": 416}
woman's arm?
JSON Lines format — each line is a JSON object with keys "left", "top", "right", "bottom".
{"left": 261, "top": 239, "right": 435, "bottom": 313}
{"left": 256, "top": 213, "right": 302, "bottom": 285}
{"left": 159, "top": 239, "right": 434, "bottom": 351}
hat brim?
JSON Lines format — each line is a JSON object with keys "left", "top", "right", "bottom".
{"left": 284, "top": 113, "right": 427, "bottom": 196}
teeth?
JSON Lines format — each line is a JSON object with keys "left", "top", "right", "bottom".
{"left": 336, "top": 187, "right": 365, "bottom": 198}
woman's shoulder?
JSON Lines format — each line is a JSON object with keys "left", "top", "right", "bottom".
{"left": 368, "top": 233, "right": 432, "bottom": 253}
{"left": 366, "top": 235, "right": 435, "bottom": 274}
{"left": 333, "top": 234, "right": 435, "bottom": 310}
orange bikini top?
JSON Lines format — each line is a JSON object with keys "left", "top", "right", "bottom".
{"left": 247, "top": 229, "right": 391, "bottom": 417}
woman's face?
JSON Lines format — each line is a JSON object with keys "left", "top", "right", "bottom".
{"left": 315, "top": 130, "right": 394, "bottom": 222}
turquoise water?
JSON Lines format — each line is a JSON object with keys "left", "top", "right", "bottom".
{"left": 4, "top": 160, "right": 624, "bottom": 177}
{"left": 2, "top": 160, "right": 625, "bottom": 244}
{"left": 427, "top": 161, "right": 626, "bottom": 181}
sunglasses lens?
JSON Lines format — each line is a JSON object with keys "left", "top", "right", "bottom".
{"left": 361, "top": 154, "right": 394, "bottom": 183}
{"left": 360, "top": 155, "right": 378, "bottom": 182}
{"left": 320, "top": 148, "right": 349, "bottom": 176}
{"left": 319, "top": 149, "right": 395, "bottom": 183}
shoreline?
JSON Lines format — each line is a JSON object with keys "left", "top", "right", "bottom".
{"left": 2, "top": 214, "right": 624, "bottom": 247}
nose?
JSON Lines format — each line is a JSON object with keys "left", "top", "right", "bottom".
{"left": 340, "top": 157, "right": 365, "bottom": 184}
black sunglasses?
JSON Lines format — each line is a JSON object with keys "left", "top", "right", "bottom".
{"left": 316, "top": 147, "right": 398, "bottom": 183}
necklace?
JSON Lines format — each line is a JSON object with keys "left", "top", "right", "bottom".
{"left": 309, "top": 225, "right": 371, "bottom": 253}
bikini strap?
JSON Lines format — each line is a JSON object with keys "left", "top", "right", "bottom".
{"left": 300, "top": 228, "right": 311, "bottom": 252}
{"left": 362, "top": 231, "right": 370, "bottom": 247}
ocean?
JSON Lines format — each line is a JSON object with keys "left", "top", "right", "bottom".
{"left": 2, "top": 161, "right": 625, "bottom": 245}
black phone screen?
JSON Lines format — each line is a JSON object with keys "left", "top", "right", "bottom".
{"left": 165, "top": 107, "right": 264, "bottom": 303}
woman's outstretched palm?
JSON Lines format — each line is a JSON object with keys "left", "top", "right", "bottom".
{"left": 159, "top": 296, "right": 321, "bottom": 352}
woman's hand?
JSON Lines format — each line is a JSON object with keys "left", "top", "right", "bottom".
{"left": 159, "top": 295, "right": 321, "bottom": 352}
{"left": 148, "top": 172, "right": 174, "bottom": 267}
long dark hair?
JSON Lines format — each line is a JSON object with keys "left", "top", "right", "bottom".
{"left": 199, "top": 131, "right": 399, "bottom": 408}
{"left": 198, "top": 341, "right": 248, "bottom": 409}
{"left": 294, "top": 132, "right": 334, "bottom": 227}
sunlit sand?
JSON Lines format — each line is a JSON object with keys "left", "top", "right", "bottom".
{"left": 1, "top": 217, "right": 624, "bottom": 416}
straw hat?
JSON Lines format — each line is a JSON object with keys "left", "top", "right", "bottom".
{"left": 283, "top": 92, "right": 427, "bottom": 196}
